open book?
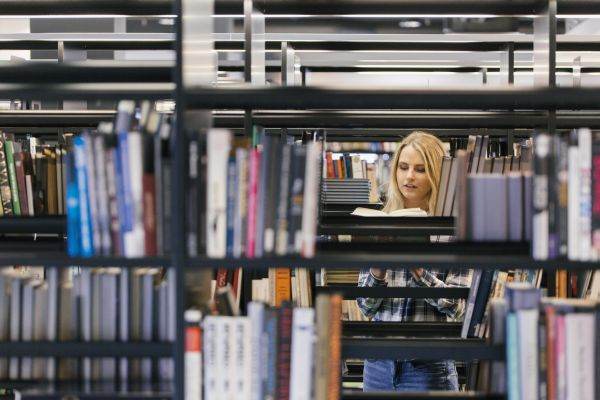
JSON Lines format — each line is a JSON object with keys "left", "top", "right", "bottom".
{"left": 351, "top": 207, "right": 428, "bottom": 217}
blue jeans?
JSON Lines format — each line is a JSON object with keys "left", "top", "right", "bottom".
{"left": 363, "top": 359, "right": 459, "bottom": 392}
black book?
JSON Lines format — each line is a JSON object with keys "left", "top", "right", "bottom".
{"left": 287, "top": 145, "right": 307, "bottom": 254}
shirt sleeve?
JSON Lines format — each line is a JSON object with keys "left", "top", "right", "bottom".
{"left": 356, "top": 268, "right": 388, "bottom": 318}
{"left": 412, "top": 268, "right": 472, "bottom": 321}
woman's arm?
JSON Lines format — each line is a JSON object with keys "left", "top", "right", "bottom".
{"left": 411, "top": 268, "right": 473, "bottom": 321}
{"left": 356, "top": 268, "right": 388, "bottom": 318}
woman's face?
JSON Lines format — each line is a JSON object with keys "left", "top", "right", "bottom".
{"left": 396, "top": 144, "right": 431, "bottom": 208}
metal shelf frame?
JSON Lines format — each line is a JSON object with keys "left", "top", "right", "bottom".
{"left": 0, "top": 342, "right": 173, "bottom": 357}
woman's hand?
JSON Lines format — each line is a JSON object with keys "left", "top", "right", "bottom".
{"left": 370, "top": 268, "right": 387, "bottom": 280}
{"left": 410, "top": 268, "right": 424, "bottom": 280}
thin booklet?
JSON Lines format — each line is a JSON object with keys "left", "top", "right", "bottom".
{"left": 351, "top": 207, "right": 428, "bottom": 217}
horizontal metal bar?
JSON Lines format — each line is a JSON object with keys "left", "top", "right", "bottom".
{"left": 342, "top": 338, "right": 504, "bottom": 360}
{"left": 186, "top": 87, "right": 600, "bottom": 110}
{"left": 318, "top": 216, "right": 455, "bottom": 236}
{"left": 0, "top": 254, "right": 170, "bottom": 267}
{"left": 341, "top": 392, "right": 505, "bottom": 400}
{"left": 0, "top": 83, "right": 174, "bottom": 100}
{"left": 0, "top": 40, "right": 173, "bottom": 51}
{"left": 0, "top": 382, "right": 173, "bottom": 400}
{"left": 0, "top": 63, "right": 172, "bottom": 84}
{"left": 219, "top": 0, "right": 543, "bottom": 15}
{"left": 0, "top": 216, "right": 65, "bottom": 234}
{"left": 0, "top": 342, "right": 173, "bottom": 357}
{"left": 0, "top": 0, "right": 173, "bottom": 15}
{"left": 317, "top": 286, "right": 470, "bottom": 299}
{"left": 18, "top": 393, "right": 172, "bottom": 400}
{"left": 343, "top": 321, "right": 463, "bottom": 336}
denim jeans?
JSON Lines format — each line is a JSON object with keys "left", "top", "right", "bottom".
{"left": 363, "top": 359, "right": 459, "bottom": 392}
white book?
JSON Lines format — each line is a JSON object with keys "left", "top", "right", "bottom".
{"left": 20, "top": 281, "right": 35, "bottom": 379}
{"left": 351, "top": 155, "right": 363, "bottom": 178}
{"left": 517, "top": 309, "right": 539, "bottom": 400}
{"left": 184, "top": 310, "right": 202, "bottom": 400}
{"left": 203, "top": 316, "right": 218, "bottom": 400}
{"left": 206, "top": 129, "right": 232, "bottom": 258}
{"left": 93, "top": 135, "right": 111, "bottom": 255}
{"left": 578, "top": 128, "right": 592, "bottom": 261}
{"left": 351, "top": 207, "right": 428, "bottom": 217}
{"left": 32, "top": 283, "right": 48, "bottom": 380}
{"left": 119, "top": 269, "right": 130, "bottom": 387}
{"left": 565, "top": 313, "right": 595, "bottom": 400}
{"left": 233, "top": 318, "right": 252, "bottom": 400}
{"left": 9, "top": 277, "right": 21, "bottom": 379}
{"left": 290, "top": 308, "right": 315, "bottom": 400}
{"left": 124, "top": 131, "right": 146, "bottom": 257}
{"left": 568, "top": 138, "right": 580, "bottom": 260}
{"left": 83, "top": 132, "right": 101, "bottom": 255}
{"left": 141, "top": 270, "right": 157, "bottom": 381}
{"left": 25, "top": 175, "right": 34, "bottom": 216}
{"left": 248, "top": 302, "right": 265, "bottom": 400}
{"left": 301, "top": 142, "right": 321, "bottom": 257}
{"left": 79, "top": 270, "right": 92, "bottom": 382}
{"left": 0, "top": 273, "right": 10, "bottom": 379}
{"left": 101, "top": 271, "right": 118, "bottom": 381}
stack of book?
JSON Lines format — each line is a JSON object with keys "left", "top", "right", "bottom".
{"left": 0, "top": 133, "right": 66, "bottom": 216}
{"left": 249, "top": 267, "right": 313, "bottom": 308}
{"left": 0, "top": 266, "right": 174, "bottom": 383}
{"left": 66, "top": 101, "right": 171, "bottom": 258}
{"left": 490, "top": 284, "right": 598, "bottom": 400}
{"left": 206, "top": 130, "right": 321, "bottom": 258}
{"left": 185, "top": 294, "right": 342, "bottom": 400}
{"left": 533, "top": 128, "right": 600, "bottom": 261}
{"left": 321, "top": 179, "right": 371, "bottom": 204}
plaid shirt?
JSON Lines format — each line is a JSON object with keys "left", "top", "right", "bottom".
{"left": 357, "top": 268, "right": 472, "bottom": 322}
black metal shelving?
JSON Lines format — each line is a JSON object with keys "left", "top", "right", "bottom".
{"left": 0, "top": 342, "right": 172, "bottom": 357}
{"left": 341, "top": 392, "right": 505, "bottom": 400}
{"left": 317, "top": 286, "right": 470, "bottom": 299}
{"left": 343, "top": 322, "right": 463, "bottom": 337}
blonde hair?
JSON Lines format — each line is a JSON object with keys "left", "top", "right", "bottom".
{"left": 382, "top": 131, "right": 445, "bottom": 214}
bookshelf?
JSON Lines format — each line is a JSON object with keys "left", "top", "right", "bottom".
{"left": 1, "top": 0, "right": 600, "bottom": 399}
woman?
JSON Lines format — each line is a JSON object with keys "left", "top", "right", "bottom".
{"left": 357, "top": 131, "right": 471, "bottom": 392}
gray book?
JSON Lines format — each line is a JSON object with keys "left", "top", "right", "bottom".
{"left": 485, "top": 174, "right": 508, "bottom": 241}
{"left": 93, "top": 131, "right": 111, "bottom": 256}
{"left": 470, "top": 136, "right": 483, "bottom": 173}
{"left": 0, "top": 272, "right": 10, "bottom": 379}
{"left": 84, "top": 132, "right": 101, "bottom": 255}
{"left": 9, "top": 276, "right": 21, "bottom": 379}
{"left": 523, "top": 172, "right": 533, "bottom": 241}
{"left": 492, "top": 157, "right": 504, "bottom": 174}
{"left": 119, "top": 268, "right": 130, "bottom": 388}
{"left": 32, "top": 283, "right": 48, "bottom": 380}
{"left": 482, "top": 158, "right": 493, "bottom": 173}
{"left": 20, "top": 281, "right": 35, "bottom": 379}
{"left": 91, "top": 270, "right": 102, "bottom": 380}
{"left": 508, "top": 173, "right": 524, "bottom": 241}
{"left": 45, "top": 267, "right": 58, "bottom": 380}
{"left": 461, "top": 270, "right": 481, "bottom": 338}
{"left": 434, "top": 156, "right": 452, "bottom": 217}
{"left": 469, "top": 175, "right": 487, "bottom": 240}
{"left": 443, "top": 157, "right": 459, "bottom": 217}
{"left": 101, "top": 271, "right": 118, "bottom": 382}
{"left": 489, "top": 298, "right": 508, "bottom": 393}
{"left": 130, "top": 269, "right": 144, "bottom": 381}
{"left": 58, "top": 281, "right": 77, "bottom": 380}
{"left": 79, "top": 269, "right": 92, "bottom": 382}
{"left": 141, "top": 269, "right": 159, "bottom": 382}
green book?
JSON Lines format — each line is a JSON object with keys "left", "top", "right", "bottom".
{"left": 4, "top": 139, "right": 21, "bottom": 215}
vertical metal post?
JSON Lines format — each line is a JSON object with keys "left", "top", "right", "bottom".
{"left": 573, "top": 56, "right": 582, "bottom": 88}
{"left": 500, "top": 43, "right": 515, "bottom": 155}
{"left": 533, "top": 0, "right": 557, "bottom": 133}
{"left": 173, "top": 0, "right": 185, "bottom": 398}
{"left": 58, "top": 41, "right": 87, "bottom": 110}
{"left": 244, "top": 0, "right": 265, "bottom": 138}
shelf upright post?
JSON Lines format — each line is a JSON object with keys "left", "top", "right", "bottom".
{"left": 243, "top": 0, "right": 266, "bottom": 138}
{"left": 501, "top": 43, "right": 515, "bottom": 155}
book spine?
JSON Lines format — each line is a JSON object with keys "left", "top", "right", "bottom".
{"left": 105, "top": 146, "right": 122, "bottom": 256}
{"left": 289, "top": 308, "right": 315, "bottom": 400}
{"left": 125, "top": 131, "right": 145, "bottom": 257}
{"left": 83, "top": 134, "right": 101, "bottom": 254}
{"left": 142, "top": 174, "right": 157, "bottom": 256}
{"left": 327, "top": 295, "right": 342, "bottom": 400}
{"left": 248, "top": 302, "right": 264, "bottom": 400}
{"left": 65, "top": 152, "right": 81, "bottom": 256}
{"left": 579, "top": 128, "right": 593, "bottom": 261}
{"left": 263, "top": 309, "right": 278, "bottom": 400}
{"left": 592, "top": 132, "right": 600, "bottom": 259}
{"left": 0, "top": 138, "right": 13, "bottom": 215}
{"left": 5, "top": 140, "right": 21, "bottom": 215}
{"left": 275, "top": 145, "right": 292, "bottom": 255}
{"left": 185, "top": 311, "right": 202, "bottom": 400}
{"left": 14, "top": 152, "right": 28, "bottom": 217}
{"left": 203, "top": 317, "right": 217, "bottom": 400}
{"left": 287, "top": 146, "right": 306, "bottom": 254}
{"left": 506, "top": 313, "right": 520, "bottom": 400}
{"left": 73, "top": 136, "right": 94, "bottom": 257}
{"left": 233, "top": 148, "right": 248, "bottom": 258}
{"left": 187, "top": 137, "right": 199, "bottom": 257}
{"left": 246, "top": 149, "right": 260, "bottom": 258}
{"left": 276, "top": 304, "right": 293, "bottom": 400}
{"left": 533, "top": 133, "right": 550, "bottom": 260}
{"left": 301, "top": 142, "right": 321, "bottom": 258}
{"left": 226, "top": 154, "right": 236, "bottom": 257}
{"left": 93, "top": 136, "right": 112, "bottom": 255}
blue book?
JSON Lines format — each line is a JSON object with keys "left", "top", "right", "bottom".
{"left": 263, "top": 308, "right": 278, "bottom": 399}
{"left": 65, "top": 152, "right": 81, "bottom": 257}
{"left": 113, "top": 144, "right": 127, "bottom": 253}
{"left": 506, "top": 313, "right": 520, "bottom": 400}
{"left": 225, "top": 155, "right": 236, "bottom": 257}
{"left": 117, "top": 131, "right": 133, "bottom": 233}
{"left": 73, "top": 135, "right": 94, "bottom": 257}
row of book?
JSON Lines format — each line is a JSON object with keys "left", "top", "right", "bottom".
{"left": 0, "top": 266, "right": 175, "bottom": 382}
{"left": 533, "top": 128, "right": 600, "bottom": 261}
{"left": 325, "top": 142, "right": 397, "bottom": 154}
{"left": 206, "top": 130, "right": 321, "bottom": 258}
{"left": 324, "top": 152, "right": 377, "bottom": 181}
{"left": 321, "top": 179, "right": 372, "bottom": 204}
{"left": 491, "top": 285, "right": 600, "bottom": 400}
{"left": 0, "top": 134, "right": 66, "bottom": 216}
{"left": 67, "top": 101, "right": 171, "bottom": 257}
{"left": 185, "top": 295, "right": 342, "bottom": 400}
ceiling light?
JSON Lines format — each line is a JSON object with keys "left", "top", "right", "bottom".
{"left": 398, "top": 20, "right": 423, "bottom": 28}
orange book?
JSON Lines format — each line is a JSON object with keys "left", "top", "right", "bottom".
{"left": 325, "top": 152, "right": 335, "bottom": 178}
{"left": 273, "top": 267, "right": 291, "bottom": 307}
{"left": 327, "top": 294, "right": 342, "bottom": 400}
{"left": 338, "top": 158, "right": 345, "bottom": 178}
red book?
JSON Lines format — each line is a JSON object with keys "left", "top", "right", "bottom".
{"left": 245, "top": 149, "right": 261, "bottom": 258}
{"left": 276, "top": 303, "right": 293, "bottom": 400}
{"left": 142, "top": 174, "right": 157, "bottom": 255}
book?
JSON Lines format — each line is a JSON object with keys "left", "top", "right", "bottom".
{"left": 351, "top": 207, "right": 427, "bottom": 217}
